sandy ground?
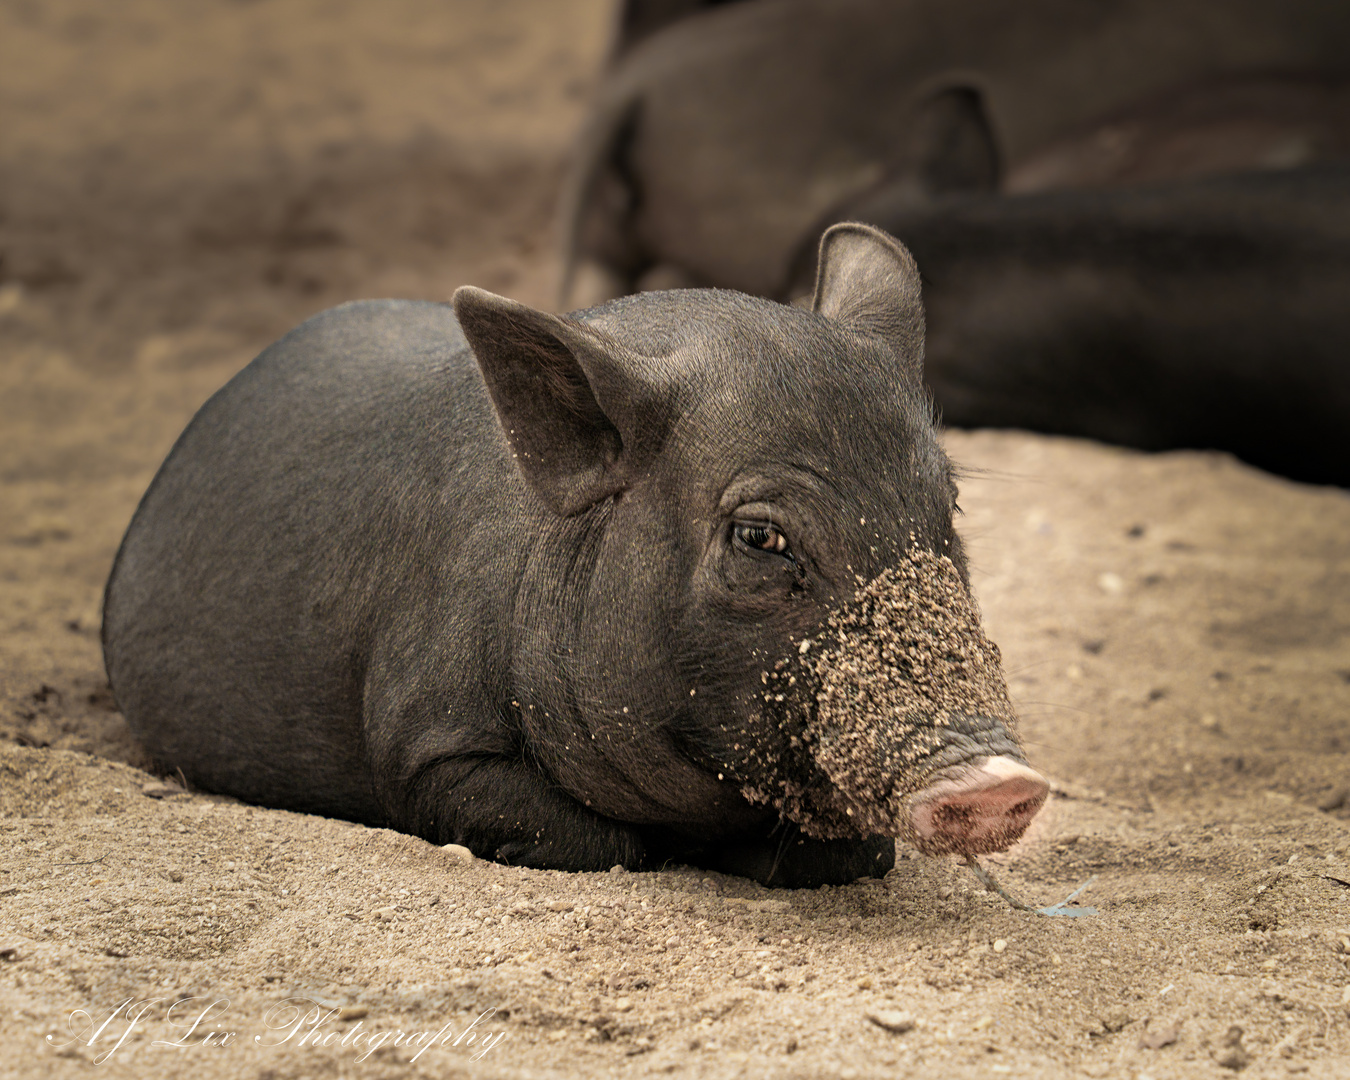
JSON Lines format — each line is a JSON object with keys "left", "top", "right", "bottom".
{"left": 3, "top": 2, "right": 1350, "bottom": 1078}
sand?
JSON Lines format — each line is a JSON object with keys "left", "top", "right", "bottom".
{"left": 3, "top": 2, "right": 1350, "bottom": 1078}
{"left": 752, "top": 548, "right": 1024, "bottom": 842}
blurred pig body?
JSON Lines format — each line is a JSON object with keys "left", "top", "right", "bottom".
{"left": 793, "top": 167, "right": 1350, "bottom": 486}
{"left": 564, "top": 0, "right": 1350, "bottom": 298}
{"left": 102, "top": 225, "right": 1046, "bottom": 888}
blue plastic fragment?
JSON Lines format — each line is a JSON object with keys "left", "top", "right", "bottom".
{"left": 1035, "top": 875, "right": 1098, "bottom": 917}
{"left": 1035, "top": 903, "right": 1098, "bottom": 918}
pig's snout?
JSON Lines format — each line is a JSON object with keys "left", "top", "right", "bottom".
{"left": 907, "top": 756, "right": 1049, "bottom": 856}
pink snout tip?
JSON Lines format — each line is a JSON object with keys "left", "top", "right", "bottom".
{"left": 907, "top": 755, "right": 1049, "bottom": 856}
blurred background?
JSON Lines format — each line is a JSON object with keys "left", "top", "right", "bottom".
{"left": 565, "top": 0, "right": 1350, "bottom": 486}
{"left": 0, "top": 0, "right": 611, "bottom": 365}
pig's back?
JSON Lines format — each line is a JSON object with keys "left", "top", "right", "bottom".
{"left": 103, "top": 299, "right": 523, "bottom": 822}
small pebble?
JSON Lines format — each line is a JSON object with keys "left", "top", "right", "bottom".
{"left": 1215, "top": 1025, "right": 1251, "bottom": 1071}
{"left": 1098, "top": 571, "right": 1125, "bottom": 595}
{"left": 993, "top": 939, "right": 1007, "bottom": 953}
{"left": 1139, "top": 1023, "right": 1180, "bottom": 1050}
{"left": 338, "top": 1006, "right": 368, "bottom": 1022}
{"left": 1319, "top": 789, "right": 1349, "bottom": 812}
{"left": 866, "top": 1010, "right": 917, "bottom": 1034}
{"left": 440, "top": 843, "right": 475, "bottom": 866}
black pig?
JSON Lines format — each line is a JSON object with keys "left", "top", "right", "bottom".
{"left": 789, "top": 169, "right": 1350, "bottom": 486}
{"left": 103, "top": 224, "right": 1047, "bottom": 887}
{"left": 562, "top": 0, "right": 1349, "bottom": 300}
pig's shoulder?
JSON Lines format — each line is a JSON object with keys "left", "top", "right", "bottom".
{"left": 185, "top": 299, "right": 488, "bottom": 452}
{"left": 261, "top": 298, "right": 470, "bottom": 378}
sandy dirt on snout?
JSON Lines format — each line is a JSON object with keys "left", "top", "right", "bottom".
{"left": 3, "top": 3, "right": 1350, "bottom": 1078}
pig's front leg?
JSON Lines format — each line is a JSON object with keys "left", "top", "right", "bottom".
{"left": 707, "top": 827, "right": 895, "bottom": 888}
{"left": 398, "top": 756, "right": 647, "bottom": 871}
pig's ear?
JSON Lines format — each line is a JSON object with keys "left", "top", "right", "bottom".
{"left": 453, "top": 286, "right": 662, "bottom": 517}
{"left": 812, "top": 222, "right": 925, "bottom": 373}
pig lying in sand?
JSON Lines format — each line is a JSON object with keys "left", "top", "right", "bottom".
{"left": 103, "top": 224, "right": 1047, "bottom": 888}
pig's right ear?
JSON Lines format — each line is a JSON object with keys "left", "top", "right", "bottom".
{"left": 453, "top": 286, "right": 664, "bottom": 517}
{"left": 812, "top": 222, "right": 925, "bottom": 376}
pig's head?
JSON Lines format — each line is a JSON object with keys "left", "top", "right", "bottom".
{"left": 453, "top": 222, "right": 1047, "bottom": 861}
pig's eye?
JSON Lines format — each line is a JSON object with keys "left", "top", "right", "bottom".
{"left": 734, "top": 522, "right": 790, "bottom": 556}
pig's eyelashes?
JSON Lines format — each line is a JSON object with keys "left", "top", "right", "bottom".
{"left": 733, "top": 522, "right": 791, "bottom": 557}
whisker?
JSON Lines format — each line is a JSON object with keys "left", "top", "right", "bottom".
{"left": 1002, "top": 659, "right": 1063, "bottom": 677}
{"left": 1012, "top": 700, "right": 1094, "bottom": 715}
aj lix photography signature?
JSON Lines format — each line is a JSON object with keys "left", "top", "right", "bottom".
{"left": 46, "top": 995, "right": 508, "bottom": 1064}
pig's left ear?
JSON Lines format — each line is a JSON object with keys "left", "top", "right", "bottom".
{"left": 812, "top": 222, "right": 925, "bottom": 374}
{"left": 453, "top": 286, "right": 666, "bottom": 517}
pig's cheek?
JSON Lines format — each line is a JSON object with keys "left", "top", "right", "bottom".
{"left": 722, "top": 685, "right": 809, "bottom": 783}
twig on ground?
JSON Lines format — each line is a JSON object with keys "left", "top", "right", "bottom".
{"left": 963, "top": 856, "right": 1098, "bottom": 917}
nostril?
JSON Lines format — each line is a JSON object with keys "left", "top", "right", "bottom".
{"left": 932, "top": 802, "right": 976, "bottom": 827}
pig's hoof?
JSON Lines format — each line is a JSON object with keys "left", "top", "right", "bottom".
{"left": 489, "top": 832, "right": 645, "bottom": 873}
{"left": 711, "top": 832, "right": 895, "bottom": 889}
{"left": 908, "top": 756, "right": 1049, "bottom": 856}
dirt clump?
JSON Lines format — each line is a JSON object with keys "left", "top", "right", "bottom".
{"left": 751, "top": 544, "right": 1022, "bottom": 839}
